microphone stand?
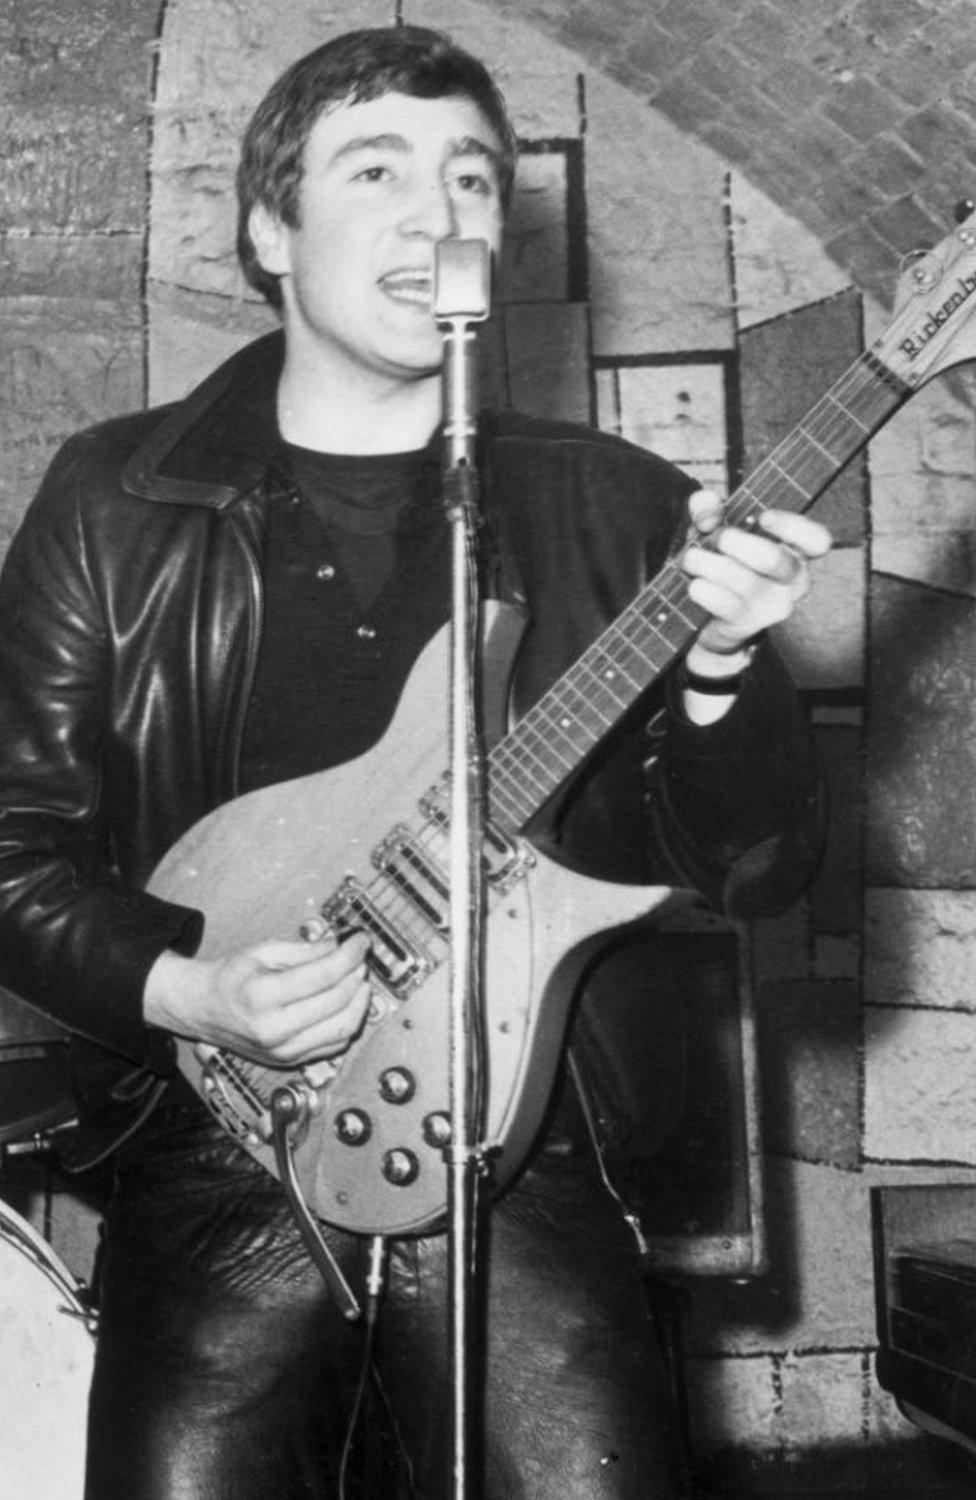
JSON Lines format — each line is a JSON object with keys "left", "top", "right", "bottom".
{"left": 434, "top": 237, "right": 492, "bottom": 1500}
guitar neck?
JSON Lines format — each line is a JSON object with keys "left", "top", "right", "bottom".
{"left": 488, "top": 347, "right": 911, "bottom": 834}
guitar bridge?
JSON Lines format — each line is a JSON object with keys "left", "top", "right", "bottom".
{"left": 321, "top": 877, "right": 432, "bottom": 998}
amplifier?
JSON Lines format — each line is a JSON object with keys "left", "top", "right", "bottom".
{"left": 872, "top": 1184, "right": 976, "bottom": 1456}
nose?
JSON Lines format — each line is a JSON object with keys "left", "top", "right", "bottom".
{"left": 399, "top": 177, "right": 458, "bottom": 240}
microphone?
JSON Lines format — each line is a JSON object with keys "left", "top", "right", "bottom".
{"left": 433, "top": 239, "right": 492, "bottom": 473}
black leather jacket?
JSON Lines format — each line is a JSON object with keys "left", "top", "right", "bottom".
{"left": 0, "top": 332, "right": 824, "bottom": 1136}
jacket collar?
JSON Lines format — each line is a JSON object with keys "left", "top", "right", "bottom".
{"left": 121, "top": 331, "right": 287, "bottom": 508}
{"left": 121, "top": 327, "right": 513, "bottom": 510}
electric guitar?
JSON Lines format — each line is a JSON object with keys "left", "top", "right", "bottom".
{"left": 149, "top": 206, "right": 976, "bottom": 1237}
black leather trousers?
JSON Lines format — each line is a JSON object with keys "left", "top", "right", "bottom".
{"left": 84, "top": 1079, "right": 682, "bottom": 1499}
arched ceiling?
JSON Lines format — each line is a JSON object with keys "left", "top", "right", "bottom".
{"left": 480, "top": 0, "right": 976, "bottom": 305}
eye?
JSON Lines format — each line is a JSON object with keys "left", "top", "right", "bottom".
{"left": 449, "top": 168, "right": 495, "bottom": 197}
{"left": 353, "top": 163, "right": 393, "bottom": 184}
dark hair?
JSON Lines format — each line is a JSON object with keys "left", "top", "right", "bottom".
{"left": 236, "top": 25, "right": 518, "bottom": 310}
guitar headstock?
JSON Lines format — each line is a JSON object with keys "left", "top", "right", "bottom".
{"left": 875, "top": 201, "right": 976, "bottom": 388}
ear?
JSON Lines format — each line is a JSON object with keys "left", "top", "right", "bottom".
{"left": 248, "top": 202, "right": 291, "bottom": 278}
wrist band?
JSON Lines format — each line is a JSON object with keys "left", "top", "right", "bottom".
{"left": 681, "top": 664, "right": 747, "bottom": 696}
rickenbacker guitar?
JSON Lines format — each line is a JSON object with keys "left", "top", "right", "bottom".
{"left": 149, "top": 206, "right": 976, "bottom": 1238}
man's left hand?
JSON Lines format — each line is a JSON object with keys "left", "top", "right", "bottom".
{"left": 682, "top": 490, "right": 832, "bottom": 658}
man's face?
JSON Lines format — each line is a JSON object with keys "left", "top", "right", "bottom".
{"left": 251, "top": 91, "right": 505, "bottom": 387}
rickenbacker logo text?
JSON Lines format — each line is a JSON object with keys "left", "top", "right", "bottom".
{"left": 901, "top": 269, "right": 976, "bottom": 361}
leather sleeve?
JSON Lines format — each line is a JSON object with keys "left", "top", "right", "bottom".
{"left": 0, "top": 441, "right": 198, "bottom": 1070}
{"left": 645, "top": 638, "right": 827, "bottom": 917}
{"left": 486, "top": 419, "right": 825, "bottom": 914}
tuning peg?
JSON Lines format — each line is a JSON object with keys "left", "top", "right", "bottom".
{"left": 954, "top": 199, "right": 975, "bottom": 224}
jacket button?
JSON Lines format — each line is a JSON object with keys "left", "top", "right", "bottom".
{"left": 315, "top": 562, "right": 336, "bottom": 581}
{"left": 356, "top": 623, "right": 377, "bottom": 641}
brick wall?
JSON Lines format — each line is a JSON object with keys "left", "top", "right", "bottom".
{"left": 492, "top": 0, "right": 976, "bottom": 302}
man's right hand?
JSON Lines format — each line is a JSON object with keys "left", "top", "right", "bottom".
{"left": 143, "top": 932, "right": 373, "bottom": 1066}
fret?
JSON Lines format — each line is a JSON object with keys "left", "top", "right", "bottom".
{"left": 524, "top": 702, "right": 585, "bottom": 756}
{"left": 549, "top": 691, "right": 610, "bottom": 739}
{"left": 822, "top": 392, "right": 871, "bottom": 435}
{"left": 762, "top": 456, "right": 813, "bottom": 503}
{"left": 492, "top": 740, "right": 560, "bottom": 802}
{"left": 840, "top": 361, "right": 906, "bottom": 424}
{"left": 574, "top": 663, "right": 635, "bottom": 707}
{"left": 494, "top": 722, "right": 582, "bottom": 792}
{"left": 507, "top": 724, "right": 577, "bottom": 779}
{"left": 796, "top": 421, "right": 850, "bottom": 463}
{"left": 535, "top": 685, "right": 614, "bottom": 744}
{"left": 488, "top": 768, "right": 537, "bottom": 830}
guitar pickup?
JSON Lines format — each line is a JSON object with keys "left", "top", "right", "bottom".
{"left": 419, "top": 781, "right": 535, "bottom": 894}
{"left": 321, "top": 877, "right": 432, "bottom": 998}
{"left": 372, "top": 825, "right": 450, "bottom": 933}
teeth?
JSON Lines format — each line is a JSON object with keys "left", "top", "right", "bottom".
{"left": 380, "top": 271, "right": 432, "bottom": 302}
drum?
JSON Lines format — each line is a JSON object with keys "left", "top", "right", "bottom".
{"left": 0, "top": 986, "right": 77, "bottom": 1147}
{"left": 0, "top": 1199, "right": 95, "bottom": 1498}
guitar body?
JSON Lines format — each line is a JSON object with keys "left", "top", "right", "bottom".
{"left": 149, "top": 609, "right": 675, "bottom": 1236}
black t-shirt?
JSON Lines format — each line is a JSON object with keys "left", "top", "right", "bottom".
{"left": 238, "top": 442, "right": 452, "bottom": 792}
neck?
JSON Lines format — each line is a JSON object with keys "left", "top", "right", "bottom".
{"left": 276, "top": 341, "right": 442, "bottom": 456}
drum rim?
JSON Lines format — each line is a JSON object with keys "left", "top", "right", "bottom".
{"left": 0, "top": 1198, "right": 90, "bottom": 1317}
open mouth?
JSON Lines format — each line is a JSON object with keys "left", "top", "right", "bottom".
{"left": 378, "top": 269, "right": 433, "bottom": 306}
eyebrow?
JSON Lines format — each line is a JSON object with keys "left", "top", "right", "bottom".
{"left": 330, "top": 132, "right": 502, "bottom": 174}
